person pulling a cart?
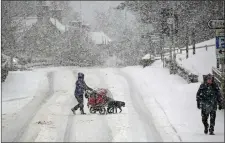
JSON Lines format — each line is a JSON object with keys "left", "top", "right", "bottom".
{"left": 71, "top": 72, "right": 93, "bottom": 115}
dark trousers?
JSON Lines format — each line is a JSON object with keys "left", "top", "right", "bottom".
{"left": 201, "top": 109, "right": 216, "bottom": 132}
{"left": 73, "top": 95, "right": 84, "bottom": 111}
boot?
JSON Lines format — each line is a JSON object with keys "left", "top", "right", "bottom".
{"left": 209, "top": 130, "right": 215, "bottom": 135}
{"left": 80, "top": 108, "right": 86, "bottom": 115}
{"left": 204, "top": 125, "right": 208, "bottom": 134}
{"left": 71, "top": 108, "right": 76, "bottom": 115}
{"left": 209, "top": 128, "right": 215, "bottom": 135}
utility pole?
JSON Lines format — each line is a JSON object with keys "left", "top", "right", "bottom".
{"left": 192, "top": 30, "right": 196, "bottom": 55}
{"left": 222, "top": 0, "right": 225, "bottom": 106}
{"left": 79, "top": 0, "right": 82, "bottom": 49}
{"left": 138, "top": 1, "right": 141, "bottom": 45}
{"left": 169, "top": 23, "right": 173, "bottom": 74}
{"left": 167, "top": 6, "right": 174, "bottom": 74}
{"left": 160, "top": 33, "right": 165, "bottom": 67}
{"left": 162, "top": 34, "right": 165, "bottom": 67}
{"left": 172, "top": 2, "right": 176, "bottom": 74}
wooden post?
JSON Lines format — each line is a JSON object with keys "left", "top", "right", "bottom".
{"left": 192, "top": 31, "right": 195, "bottom": 55}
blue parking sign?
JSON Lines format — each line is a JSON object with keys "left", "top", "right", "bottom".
{"left": 216, "top": 36, "right": 225, "bottom": 49}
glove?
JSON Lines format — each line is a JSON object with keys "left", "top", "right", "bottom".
{"left": 85, "top": 93, "right": 88, "bottom": 98}
{"left": 218, "top": 105, "right": 222, "bottom": 110}
{"left": 88, "top": 87, "right": 93, "bottom": 91}
{"left": 197, "top": 102, "right": 201, "bottom": 109}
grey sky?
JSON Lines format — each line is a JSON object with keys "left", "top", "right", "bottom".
{"left": 70, "top": 1, "right": 123, "bottom": 26}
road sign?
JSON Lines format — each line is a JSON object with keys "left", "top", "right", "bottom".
{"left": 208, "top": 19, "right": 225, "bottom": 29}
{"left": 216, "top": 36, "right": 225, "bottom": 49}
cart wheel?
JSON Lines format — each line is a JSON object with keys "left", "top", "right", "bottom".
{"left": 99, "top": 108, "right": 106, "bottom": 115}
{"left": 107, "top": 107, "right": 114, "bottom": 114}
{"left": 90, "top": 107, "right": 96, "bottom": 114}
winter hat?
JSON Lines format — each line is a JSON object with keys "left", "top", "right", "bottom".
{"left": 78, "top": 72, "right": 84, "bottom": 79}
{"left": 206, "top": 74, "right": 213, "bottom": 80}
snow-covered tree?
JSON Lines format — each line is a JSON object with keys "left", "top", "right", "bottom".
{"left": 116, "top": 1, "right": 224, "bottom": 49}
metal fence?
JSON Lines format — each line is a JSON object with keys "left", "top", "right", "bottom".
{"left": 163, "top": 44, "right": 215, "bottom": 55}
{"left": 180, "top": 44, "right": 215, "bottom": 52}
{"left": 212, "top": 67, "right": 222, "bottom": 88}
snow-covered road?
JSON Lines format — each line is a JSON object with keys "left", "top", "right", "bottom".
{"left": 2, "top": 62, "right": 224, "bottom": 142}
{"left": 2, "top": 67, "right": 163, "bottom": 142}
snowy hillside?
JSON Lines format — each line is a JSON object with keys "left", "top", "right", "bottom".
{"left": 176, "top": 38, "right": 216, "bottom": 81}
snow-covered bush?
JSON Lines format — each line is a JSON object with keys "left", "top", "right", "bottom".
{"left": 165, "top": 57, "right": 198, "bottom": 83}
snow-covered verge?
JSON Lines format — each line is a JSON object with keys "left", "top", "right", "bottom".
{"left": 122, "top": 60, "right": 224, "bottom": 142}
{"left": 2, "top": 71, "right": 48, "bottom": 114}
{"left": 1, "top": 70, "right": 51, "bottom": 142}
{"left": 176, "top": 38, "right": 216, "bottom": 82}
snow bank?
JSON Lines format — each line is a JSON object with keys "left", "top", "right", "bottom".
{"left": 122, "top": 60, "right": 224, "bottom": 142}
{"left": 176, "top": 38, "right": 216, "bottom": 81}
{"left": 142, "top": 54, "right": 151, "bottom": 60}
{"left": 2, "top": 71, "right": 48, "bottom": 114}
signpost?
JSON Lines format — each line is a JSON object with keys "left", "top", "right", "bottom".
{"left": 208, "top": 19, "right": 225, "bottom": 29}
{"left": 211, "top": 19, "right": 225, "bottom": 106}
{"left": 216, "top": 36, "right": 225, "bottom": 48}
{"left": 216, "top": 35, "right": 225, "bottom": 57}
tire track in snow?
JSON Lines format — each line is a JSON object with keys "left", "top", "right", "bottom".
{"left": 2, "top": 72, "right": 54, "bottom": 142}
{"left": 63, "top": 70, "right": 78, "bottom": 142}
{"left": 119, "top": 70, "right": 163, "bottom": 142}
{"left": 2, "top": 96, "right": 33, "bottom": 102}
{"left": 25, "top": 69, "right": 76, "bottom": 142}
{"left": 94, "top": 68, "right": 113, "bottom": 141}
{"left": 63, "top": 68, "right": 113, "bottom": 142}
{"left": 99, "top": 68, "right": 134, "bottom": 142}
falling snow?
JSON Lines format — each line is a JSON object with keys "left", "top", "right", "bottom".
{"left": 1, "top": 1, "right": 224, "bottom": 142}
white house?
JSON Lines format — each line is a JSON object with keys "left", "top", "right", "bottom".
{"left": 89, "top": 31, "right": 112, "bottom": 45}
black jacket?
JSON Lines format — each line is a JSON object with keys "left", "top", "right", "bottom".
{"left": 196, "top": 82, "right": 222, "bottom": 112}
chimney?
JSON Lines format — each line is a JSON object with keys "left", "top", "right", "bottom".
{"left": 37, "top": 4, "right": 50, "bottom": 24}
{"left": 82, "top": 24, "right": 91, "bottom": 33}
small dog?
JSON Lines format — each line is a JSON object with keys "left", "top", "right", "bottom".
{"left": 107, "top": 100, "right": 125, "bottom": 113}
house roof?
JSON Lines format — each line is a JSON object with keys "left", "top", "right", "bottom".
{"left": 12, "top": 16, "right": 67, "bottom": 34}
{"left": 142, "top": 54, "right": 151, "bottom": 60}
{"left": 12, "top": 17, "right": 38, "bottom": 33}
{"left": 50, "top": 18, "right": 66, "bottom": 33}
{"left": 89, "top": 32, "right": 112, "bottom": 45}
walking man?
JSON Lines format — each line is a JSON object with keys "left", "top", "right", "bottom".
{"left": 196, "top": 74, "right": 223, "bottom": 135}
